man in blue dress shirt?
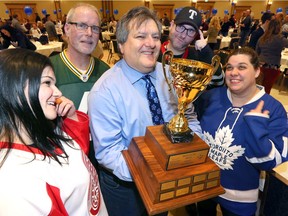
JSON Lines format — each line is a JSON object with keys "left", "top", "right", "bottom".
{"left": 88, "top": 6, "right": 201, "bottom": 216}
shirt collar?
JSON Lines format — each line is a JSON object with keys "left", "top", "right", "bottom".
{"left": 227, "top": 85, "right": 266, "bottom": 105}
{"left": 120, "top": 59, "right": 157, "bottom": 84}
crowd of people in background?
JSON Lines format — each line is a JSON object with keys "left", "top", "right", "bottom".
{"left": 198, "top": 9, "right": 288, "bottom": 42}
{"left": 180, "top": 8, "right": 288, "bottom": 95}
{"left": 0, "top": 11, "right": 68, "bottom": 49}
{"left": 1, "top": 6, "right": 288, "bottom": 51}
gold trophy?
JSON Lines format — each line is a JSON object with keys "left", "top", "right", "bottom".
{"left": 162, "top": 50, "right": 220, "bottom": 143}
{"left": 122, "top": 51, "right": 224, "bottom": 214}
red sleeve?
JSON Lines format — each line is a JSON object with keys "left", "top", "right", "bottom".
{"left": 62, "top": 111, "right": 90, "bottom": 155}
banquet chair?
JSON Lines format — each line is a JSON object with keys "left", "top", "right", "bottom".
{"left": 230, "top": 32, "right": 239, "bottom": 37}
{"left": 107, "top": 39, "right": 122, "bottom": 64}
{"left": 258, "top": 171, "right": 270, "bottom": 216}
{"left": 110, "top": 34, "right": 116, "bottom": 40}
{"left": 279, "top": 68, "right": 288, "bottom": 92}
{"left": 161, "top": 34, "right": 169, "bottom": 43}
{"left": 163, "top": 29, "right": 169, "bottom": 35}
{"left": 39, "top": 35, "right": 49, "bottom": 45}
{"left": 228, "top": 37, "right": 240, "bottom": 50}
{"left": 49, "top": 51, "right": 61, "bottom": 57}
{"left": 100, "top": 32, "right": 109, "bottom": 50}
{"left": 215, "top": 50, "right": 230, "bottom": 69}
{"left": 213, "top": 38, "right": 222, "bottom": 51}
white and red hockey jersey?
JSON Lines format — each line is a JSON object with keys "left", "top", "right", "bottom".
{"left": 0, "top": 111, "right": 108, "bottom": 216}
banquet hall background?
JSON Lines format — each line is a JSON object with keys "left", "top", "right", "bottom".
{"left": 0, "top": 0, "right": 287, "bottom": 26}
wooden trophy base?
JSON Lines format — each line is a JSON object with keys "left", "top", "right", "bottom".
{"left": 145, "top": 125, "right": 209, "bottom": 170}
{"left": 122, "top": 125, "right": 224, "bottom": 215}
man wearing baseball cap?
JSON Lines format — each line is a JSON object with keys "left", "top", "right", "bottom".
{"left": 158, "top": 6, "right": 224, "bottom": 89}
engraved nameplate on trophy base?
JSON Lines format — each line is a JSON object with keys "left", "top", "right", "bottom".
{"left": 122, "top": 125, "right": 224, "bottom": 215}
{"left": 145, "top": 125, "right": 209, "bottom": 170}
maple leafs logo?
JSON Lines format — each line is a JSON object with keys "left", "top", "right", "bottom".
{"left": 203, "top": 125, "right": 245, "bottom": 170}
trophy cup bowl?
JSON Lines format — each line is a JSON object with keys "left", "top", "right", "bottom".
{"left": 162, "top": 50, "right": 220, "bottom": 143}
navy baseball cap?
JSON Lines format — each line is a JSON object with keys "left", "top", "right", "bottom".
{"left": 174, "top": 7, "right": 202, "bottom": 31}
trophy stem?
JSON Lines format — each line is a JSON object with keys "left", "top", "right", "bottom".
{"left": 163, "top": 99, "right": 194, "bottom": 143}
{"left": 163, "top": 121, "right": 193, "bottom": 144}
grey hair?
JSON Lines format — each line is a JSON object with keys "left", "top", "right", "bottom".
{"left": 116, "top": 6, "right": 162, "bottom": 45}
{"left": 66, "top": 3, "right": 101, "bottom": 23}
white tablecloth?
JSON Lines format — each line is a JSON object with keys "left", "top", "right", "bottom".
{"left": 219, "top": 36, "right": 231, "bottom": 49}
{"left": 273, "top": 161, "right": 288, "bottom": 185}
{"left": 102, "top": 31, "right": 115, "bottom": 40}
{"left": 8, "top": 41, "right": 63, "bottom": 57}
{"left": 228, "top": 28, "right": 234, "bottom": 37}
{"left": 34, "top": 41, "right": 63, "bottom": 57}
{"left": 280, "top": 48, "right": 288, "bottom": 72}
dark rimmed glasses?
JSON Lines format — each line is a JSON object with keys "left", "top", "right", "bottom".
{"left": 68, "top": 22, "right": 101, "bottom": 34}
{"left": 175, "top": 25, "right": 196, "bottom": 37}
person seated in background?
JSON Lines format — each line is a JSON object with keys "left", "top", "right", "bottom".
{"left": 158, "top": 6, "right": 224, "bottom": 89}
{"left": 0, "top": 24, "right": 36, "bottom": 50}
{"left": 35, "top": 12, "right": 41, "bottom": 23}
{"left": 37, "top": 21, "right": 46, "bottom": 34}
{"left": 23, "top": 18, "right": 31, "bottom": 34}
{"left": 220, "top": 15, "right": 233, "bottom": 37}
{"left": 229, "top": 14, "right": 236, "bottom": 28}
{"left": 197, "top": 47, "right": 288, "bottom": 216}
{"left": 205, "top": 16, "right": 221, "bottom": 50}
{"left": 55, "top": 19, "right": 63, "bottom": 36}
{"left": 100, "top": 17, "right": 108, "bottom": 31}
{"left": 0, "top": 48, "right": 108, "bottom": 216}
{"left": 30, "top": 23, "right": 42, "bottom": 41}
{"left": 108, "top": 16, "right": 117, "bottom": 33}
{"left": 88, "top": 6, "right": 201, "bottom": 216}
{"left": 200, "top": 14, "right": 209, "bottom": 31}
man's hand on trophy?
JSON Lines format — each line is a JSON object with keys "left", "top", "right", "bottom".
{"left": 195, "top": 30, "right": 207, "bottom": 51}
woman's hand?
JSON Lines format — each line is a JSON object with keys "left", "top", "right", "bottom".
{"left": 250, "top": 100, "right": 270, "bottom": 115}
{"left": 56, "top": 96, "right": 78, "bottom": 121}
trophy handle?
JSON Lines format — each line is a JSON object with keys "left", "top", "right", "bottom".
{"left": 162, "top": 50, "right": 174, "bottom": 91}
{"left": 211, "top": 55, "right": 221, "bottom": 74}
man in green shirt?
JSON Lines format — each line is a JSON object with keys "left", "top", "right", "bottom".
{"left": 50, "top": 3, "right": 109, "bottom": 109}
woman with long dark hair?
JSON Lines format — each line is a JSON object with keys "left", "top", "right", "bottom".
{"left": 0, "top": 24, "right": 36, "bottom": 50}
{"left": 0, "top": 49, "right": 108, "bottom": 215}
{"left": 256, "top": 19, "right": 288, "bottom": 94}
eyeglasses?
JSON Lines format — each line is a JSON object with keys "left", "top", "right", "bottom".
{"left": 68, "top": 22, "right": 101, "bottom": 34}
{"left": 175, "top": 25, "right": 196, "bottom": 37}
